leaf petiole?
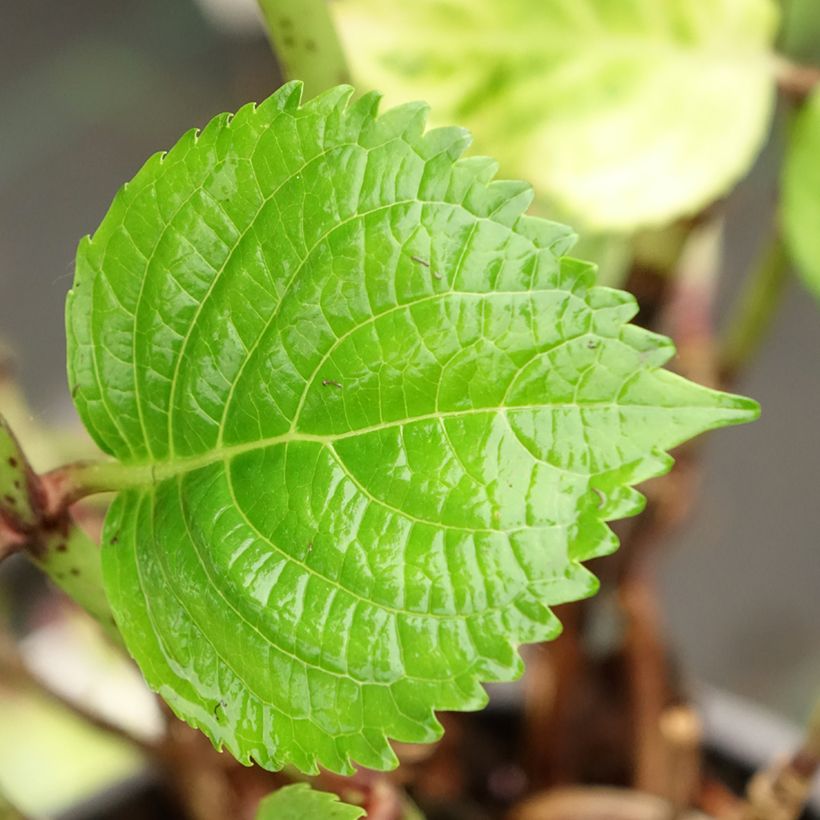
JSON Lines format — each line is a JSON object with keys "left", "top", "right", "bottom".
{"left": 41, "top": 458, "right": 153, "bottom": 505}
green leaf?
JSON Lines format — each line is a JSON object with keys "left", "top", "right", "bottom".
{"left": 256, "top": 784, "right": 365, "bottom": 820}
{"left": 66, "top": 82, "right": 758, "bottom": 774}
{"left": 332, "top": 0, "right": 779, "bottom": 231}
{"left": 569, "top": 233, "right": 633, "bottom": 290}
{"left": 783, "top": 87, "right": 820, "bottom": 300}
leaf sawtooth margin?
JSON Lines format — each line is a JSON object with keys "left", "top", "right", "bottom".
{"left": 66, "top": 81, "right": 759, "bottom": 774}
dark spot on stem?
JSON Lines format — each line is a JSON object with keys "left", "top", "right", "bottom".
{"left": 7, "top": 457, "right": 17, "bottom": 468}
{"left": 283, "top": 34, "right": 295, "bottom": 47}
{"left": 70, "top": 568, "right": 80, "bottom": 577}
{"left": 56, "top": 543, "right": 67, "bottom": 553}
{"left": 3, "top": 495, "right": 15, "bottom": 506}
{"left": 305, "top": 38, "right": 316, "bottom": 52}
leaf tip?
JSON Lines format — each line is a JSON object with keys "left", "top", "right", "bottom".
{"left": 724, "top": 392, "right": 761, "bottom": 424}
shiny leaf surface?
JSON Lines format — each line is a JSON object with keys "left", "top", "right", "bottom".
{"left": 256, "top": 784, "right": 364, "bottom": 820}
{"left": 333, "top": 0, "right": 778, "bottom": 231}
{"left": 66, "top": 82, "right": 758, "bottom": 773}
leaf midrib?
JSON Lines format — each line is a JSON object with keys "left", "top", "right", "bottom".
{"left": 99, "top": 399, "right": 731, "bottom": 492}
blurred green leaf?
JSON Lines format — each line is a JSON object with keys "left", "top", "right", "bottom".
{"left": 780, "top": 0, "right": 820, "bottom": 62}
{"left": 256, "top": 784, "right": 365, "bottom": 820}
{"left": 783, "top": 87, "right": 820, "bottom": 299}
{"left": 333, "top": 0, "right": 779, "bottom": 231}
{"left": 0, "top": 788, "right": 22, "bottom": 820}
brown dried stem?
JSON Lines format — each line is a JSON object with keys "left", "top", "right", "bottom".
{"left": 522, "top": 603, "right": 585, "bottom": 787}
{"left": 727, "top": 700, "right": 820, "bottom": 820}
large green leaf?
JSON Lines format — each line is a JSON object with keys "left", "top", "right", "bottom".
{"left": 256, "top": 784, "right": 364, "bottom": 820}
{"left": 332, "top": 0, "right": 779, "bottom": 231}
{"left": 783, "top": 87, "right": 820, "bottom": 300}
{"left": 66, "top": 82, "right": 758, "bottom": 774}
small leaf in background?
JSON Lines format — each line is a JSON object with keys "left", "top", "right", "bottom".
{"left": 256, "top": 783, "right": 365, "bottom": 820}
{"left": 783, "top": 87, "right": 820, "bottom": 301}
{"left": 332, "top": 0, "right": 779, "bottom": 232}
{"left": 66, "top": 82, "right": 758, "bottom": 774}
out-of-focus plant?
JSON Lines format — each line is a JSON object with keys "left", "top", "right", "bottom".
{"left": 783, "top": 88, "right": 820, "bottom": 300}
{"left": 332, "top": 0, "right": 779, "bottom": 232}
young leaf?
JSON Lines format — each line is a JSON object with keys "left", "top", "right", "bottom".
{"left": 783, "top": 87, "right": 820, "bottom": 300}
{"left": 332, "top": 0, "right": 779, "bottom": 231}
{"left": 256, "top": 784, "right": 364, "bottom": 820}
{"left": 66, "top": 82, "right": 758, "bottom": 774}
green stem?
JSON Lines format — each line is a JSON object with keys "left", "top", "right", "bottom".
{"left": 720, "top": 232, "right": 790, "bottom": 379}
{"left": 257, "top": 0, "right": 350, "bottom": 98}
{"left": 43, "top": 458, "right": 151, "bottom": 503}
{"left": 0, "top": 415, "right": 117, "bottom": 639}
{"left": 27, "top": 522, "right": 116, "bottom": 638}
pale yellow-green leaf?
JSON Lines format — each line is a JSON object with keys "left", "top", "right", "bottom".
{"left": 333, "top": 0, "right": 779, "bottom": 231}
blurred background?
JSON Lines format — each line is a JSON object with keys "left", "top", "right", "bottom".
{"left": 0, "top": 1, "right": 818, "bottom": 818}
